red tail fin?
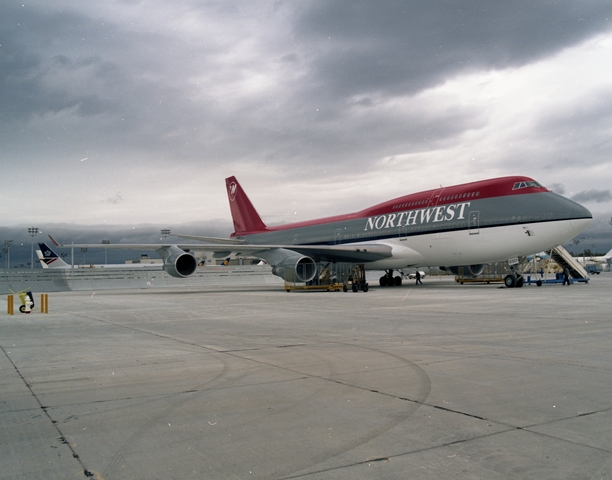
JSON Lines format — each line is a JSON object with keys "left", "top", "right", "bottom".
{"left": 225, "top": 176, "right": 267, "bottom": 235}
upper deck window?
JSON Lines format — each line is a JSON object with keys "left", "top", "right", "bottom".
{"left": 513, "top": 181, "right": 543, "bottom": 190}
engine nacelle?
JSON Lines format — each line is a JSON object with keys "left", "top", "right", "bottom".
{"left": 441, "top": 264, "right": 485, "bottom": 276}
{"left": 159, "top": 246, "right": 198, "bottom": 278}
{"left": 271, "top": 254, "right": 317, "bottom": 283}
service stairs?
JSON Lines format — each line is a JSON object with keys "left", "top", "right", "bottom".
{"left": 549, "top": 245, "right": 589, "bottom": 279}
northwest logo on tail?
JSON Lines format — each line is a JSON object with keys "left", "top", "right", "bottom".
{"left": 228, "top": 182, "right": 237, "bottom": 201}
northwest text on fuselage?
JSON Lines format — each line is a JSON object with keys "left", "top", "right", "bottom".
{"left": 364, "top": 202, "right": 471, "bottom": 231}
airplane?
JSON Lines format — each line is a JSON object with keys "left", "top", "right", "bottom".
{"left": 575, "top": 247, "right": 612, "bottom": 271}
{"left": 579, "top": 247, "right": 612, "bottom": 264}
{"left": 51, "top": 175, "right": 593, "bottom": 289}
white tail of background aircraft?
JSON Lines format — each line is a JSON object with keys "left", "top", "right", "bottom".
{"left": 37, "top": 243, "right": 70, "bottom": 268}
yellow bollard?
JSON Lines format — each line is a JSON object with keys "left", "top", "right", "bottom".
{"left": 7, "top": 295, "right": 14, "bottom": 315}
{"left": 39, "top": 293, "right": 49, "bottom": 314}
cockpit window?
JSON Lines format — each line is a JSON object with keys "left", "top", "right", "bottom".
{"left": 512, "top": 181, "right": 543, "bottom": 190}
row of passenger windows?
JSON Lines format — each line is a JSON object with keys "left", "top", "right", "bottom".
{"left": 393, "top": 199, "right": 428, "bottom": 209}
{"left": 392, "top": 191, "right": 481, "bottom": 210}
{"left": 440, "top": 191, "right": 480, "bottom": 202}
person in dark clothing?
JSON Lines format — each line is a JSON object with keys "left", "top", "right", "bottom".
{"left": 562, "top": 266, "right": 571, "bottom": 285}
{"left": 415, "top": 270, "right": 423, "bottom": 285}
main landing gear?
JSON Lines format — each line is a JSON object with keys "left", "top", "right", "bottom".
{"left": 504, "top": 273, "right": 525, "bottom": 288}
{"left": 379, "top": 269, "right": 403, "bottom": 287}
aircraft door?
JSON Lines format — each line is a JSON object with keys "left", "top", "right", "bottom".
{"left": 428, "top": 188, "right": 445, "bottom": 207}
{"left": 469, "top": 211, "right": 480, "bottom": 235}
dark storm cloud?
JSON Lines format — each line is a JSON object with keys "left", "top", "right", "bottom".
{"left": 3, "top": 0, "right": 610, "bottom": 171}
{"left": 0, "top": 2, "right": 298, "bottom": 173}
{"left": 0, "top": 3, "right": 188, "bottom": 132}
{"left": 1, "top": 0, "right": 612, "bottom": 228}
{"left": 0, "top": 5, "right": 115, "bottom": 121}
{"left": 294, "top": 0, "right": 612, "bottom": 99}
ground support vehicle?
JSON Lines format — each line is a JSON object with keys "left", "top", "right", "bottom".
{"left": 523, "top": 273, "right": 589, "bottom": 286}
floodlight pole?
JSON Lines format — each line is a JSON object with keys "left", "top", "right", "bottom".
{"left": 102, "top": 240, "right": 110, "bottom": 264}
{"left": 3, "top": 240, "right": 13, "bottom": 269}
{"left": 28, "top": 228, "right": 39, "bottom": 269}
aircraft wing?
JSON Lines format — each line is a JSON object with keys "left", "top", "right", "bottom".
{"left": 173, "top": 235, "right": 393, "bottom": 262}
{"left": 174, "top": 234, "right": 244, "bottom": 245}
{"left": 51, "top": 238, "right": 392, "bottom": 263}
{"left": 50, "top": 241, "right": 211, "bottom": 252}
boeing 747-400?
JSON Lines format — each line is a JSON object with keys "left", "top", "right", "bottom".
{"left": 52, "top": 175, "right": 592, "bottom": 290}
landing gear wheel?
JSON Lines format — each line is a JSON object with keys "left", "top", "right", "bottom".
{"left": 516, "top": 276, "right": 525, "bottom": 288}
{"left": 504, "top": 274, "right": 517, "bottom": 288}
{"left": 380, "top": 270, "right": 396, "bottom": 286}
{"left": 362, "top": 283, "right": 369, "bottom": 292}
{"left": 394, "top": 276, "right": 402, "bottom": 286}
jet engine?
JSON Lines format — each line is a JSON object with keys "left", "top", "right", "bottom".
{"left": 441, "top": 264, "right": 485, "bottom": 276}
{"left": 271, "top": 254, "right": 317, "bottom": 283}
{"left": 159, "top": 246, "right": 198, "bottom": 278}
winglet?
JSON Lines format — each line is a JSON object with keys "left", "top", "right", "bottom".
{"left": 49, "top": 235, "right": 61, "bottom": 247}
{"left": 225, "top": 176, "right": 267, "bottom": 235}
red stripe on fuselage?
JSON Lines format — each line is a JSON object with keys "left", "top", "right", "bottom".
{"left": 230, "top": 176, "right": 546, "bottom": 237}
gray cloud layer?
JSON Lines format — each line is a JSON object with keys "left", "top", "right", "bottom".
{"left": 1, "top": 1, "right": 611, "bottom": 250}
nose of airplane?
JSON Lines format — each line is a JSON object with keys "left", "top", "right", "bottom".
{"left": 567, "top": 199, "right": 592, "bottom": 232}
{"left": 571, "top": 217, "right": 593, "bottom": 232}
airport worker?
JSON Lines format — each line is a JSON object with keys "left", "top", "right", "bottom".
{"left": 562, "top": 266, "right": 571, "bottom": 285}
{"left": 415, "top": 270, "right": 422, "bottom": 285}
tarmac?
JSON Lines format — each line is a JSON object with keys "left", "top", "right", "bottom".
{"left": 1, "top": 274, "right": 611, "bottom": 479}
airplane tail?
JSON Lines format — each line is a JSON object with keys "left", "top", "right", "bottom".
{"left": 38, "top": 242, "right": 70, "bottom": 268}
{"left": 225, "top": 176, "right": 267, "bottom": 235}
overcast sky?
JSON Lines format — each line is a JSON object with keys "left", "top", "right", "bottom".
{"left": 2, "top": 0, "right": 612, "bottom": 252}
